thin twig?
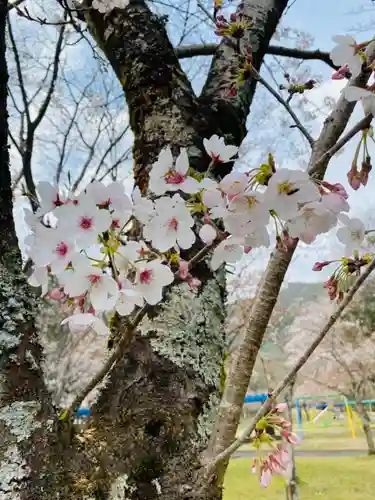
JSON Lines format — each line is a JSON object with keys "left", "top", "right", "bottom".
{"left": 258, "top": 75, "right": 314, "bottom": 147}
{"left": 206, "top": 258, "right": 375, "bottom": 469}
{"left": 310, "top": 114, "right": 373, "bottom": 177}
{"left": 197, "top": 0, "right": 215, "bottom": 23}
{"left": 8, "top": 0, "right": 25, "bottom": 11}
{"left": 176, "top": 43, "right": 337, "bottom": 70}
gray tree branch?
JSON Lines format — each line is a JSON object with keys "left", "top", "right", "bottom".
{"left": 177, "top": 43, "right": 337, "bottom": 70}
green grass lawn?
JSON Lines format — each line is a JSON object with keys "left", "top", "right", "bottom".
{"left": 224, "top": 457, "right": 375, "bottom": 500}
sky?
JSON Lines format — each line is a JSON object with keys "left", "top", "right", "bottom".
{"left": 9, "top": 0, "right": 375, "bottom": 285}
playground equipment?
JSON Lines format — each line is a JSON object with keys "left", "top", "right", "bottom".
{"left": 295, "top": 394, "right": 375, "bottom": 440}
{"left": 243, "top": 393, "right": 268, "bottom": 404}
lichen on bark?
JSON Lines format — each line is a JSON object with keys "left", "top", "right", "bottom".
{"left": 0, "top": 262, "right": 38, "bottom": 357}
{"left": 140, "top": 275, "right": 226, "bottom": 388}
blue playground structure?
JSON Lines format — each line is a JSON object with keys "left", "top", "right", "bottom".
{"left": 77, "top": 393, "right": 270, "bottom": 418}
{"left": 243, "top": 393, "right": 268, "bottom": 404}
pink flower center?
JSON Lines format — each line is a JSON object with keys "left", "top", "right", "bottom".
{"left": 211, "top": 152, "right": 222, "bottom": 163}
{"left": 111, "top": 218, "right": 121, "bottom": 229}
{"left": 52, "top": 194, "right": 63, "bottom": 208}
{"left": 79, "top": 216, "right": 93, "bottom": 230}
{"left": 165, "top": 171, "right": 184, "bottom": 185}
{"left": 139, "top": 269, "right": 153, "bottom": 285}
{"left": 88, "top": 274, "right": 101, "bottom": 285}
{"left": 99, "top": 198, "right": 111, "bottom": 209}
{"left": 56, "top": 241, "right": 68, "bottom": 256}
{"left": 168, "top": 217, "right": 179, "bottom": 230}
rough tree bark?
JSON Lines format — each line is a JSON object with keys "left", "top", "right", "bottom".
{"left": 355, "top": 399, "right": 375, "bottom": 456}
{"left": 0, "top": 0, "right": 288, "bottom": 499}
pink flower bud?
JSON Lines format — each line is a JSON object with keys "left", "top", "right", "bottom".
{"left": 324, "top": 277, "right": 338, "bottom": 300}
{"left": 244, "top": 246, "right": 252, "bottom": 254}
{"left": 179, "top": 259, "right": 189, "bottom": 280}
{"left": 188, "top": 276, "right": 201, "bottom": 291}
{"left": 48, "top": 287, "right": 66, "bottom": 301}
{"left": 281, "top": 430, "right": 299, "bottom": 444}
{"left": 276, "top": 444, "right": 290, "bottom": 465}
{"left": 332, "top": 64, "right": 350, "bottom": 80}
{"left": 274, "top": 402, "right": 288, "bottom": 413}
{"left": 312, "top": 260, "right": 331, "bottom": 272}
{"left": 260, "top": 460, "right": 273, "bottom": 488}
{"left": 347, "top": 164, "right": 361, "bottom": 190}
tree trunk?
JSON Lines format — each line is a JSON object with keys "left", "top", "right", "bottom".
{"left": 356, "top": 400, "right": 375, "bottom": 456}
{"left": 285, "top": 380, "right": 299, "bottom": 500}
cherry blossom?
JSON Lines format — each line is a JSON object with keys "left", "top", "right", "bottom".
{"left": 132, "top": 186, "right": 154, "bottom": 224}
{"left": 243, "top": 225, "right": 270, "bottom": 249}
{"left": 342, "top": 86, "right": 375, "bottom": 115}
{"left": 134, "top": 260, "right": 174, "bottom": 305}
{"left": 85, "top": 180, "right": 132, "bottom": 214}
{"left": 149, "top": 147, "right": 199, "bottom": 196}
{"left": 92, "top": 0, "right": 129, "bottom": 14}
{"left": 211, "top": 237, "right": 244, "bottom": 270}
{"left": 61, "top": 262, "right": 119, "bottom": 312}
{"left": 336, "top": 216, "right": 366, "bottom": 253}
{"left": 23, "top": 208, "right": 39, "bottom": 234}
{"left": 259, "top": 461, "right": 273, "bottom": 488}
{"left": 226, "top": 190, "right": 270, "bottom": 229}
{"left": 203, "top": 134, "right": 238, "bottom": 163}
{"left": 115, "top": 278, "right": 144, "bottom": 316}
{"left": 110, "top": 210, "right": 131, "bottom": 231}
{"left": 264, "top": 168, "right": 320, "bottom": 220}
{"left": 58, "top": 200, "right": 112, "bottom": 249}
{"left": 199, "top": 224, "right": 217, "bottom": 245}
{"left": 143, "top": 195, "right": 196, "bottom": 252}
{"left": 321, "top": 192, "right": 350, "bottom": 214}
{"left": 287, "top": 201, "right": 337, "bottom": 244}
{"left": 28, "top": 266, "right": 49, "bottom": 296}
{"left": 27, "top": 225, "right": 77, "bottom": 273}
{"left": 114, "top": 240, "right": 149, "bottom": 272}
{"left": 202, "top": 183, "right": 228, "bottom": 219}
{"left": 330, "top": 36, "right": 363, "bottom": 78}
{"left": 220, "top": 171, "right": 248, "bottom": 196}
{"left": 61, "top": 313, "right": 110, "bottom": 336}
{"left": 36, "top": 181, "right": 66, "bottom": 216}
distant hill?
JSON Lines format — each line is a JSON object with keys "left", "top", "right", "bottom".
{"left": 278, "top": 281, "right": 324, "bottom": 309}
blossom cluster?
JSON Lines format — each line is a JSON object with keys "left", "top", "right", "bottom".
{"left": 25, "top": 132, "right": 355, "bottom": 335}
{"left": 251, "top": 403, "right": 299, "bottom": 488}
{"left": 91, "top": 0, "right": 129, "bottom": 14}
{"left": 329, "top": 36, "right": 375, "bottom": 189}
